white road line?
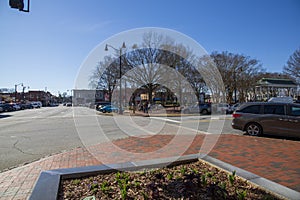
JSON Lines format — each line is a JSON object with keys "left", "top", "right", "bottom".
{"left": 150, "top": 117, "right": 181, "bottom": 124}
{"left": 149, "top": 116, "right": 212, "bottom": 135}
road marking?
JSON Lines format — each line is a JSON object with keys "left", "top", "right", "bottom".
{"left": 150, "top": 117, "right": 181, "bottom": 124}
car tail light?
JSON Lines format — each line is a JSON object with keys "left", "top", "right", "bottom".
{"left": 232, "top": 113, "right": 242, "bottom": 118}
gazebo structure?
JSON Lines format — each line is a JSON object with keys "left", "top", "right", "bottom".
{"left": 255, "top": 78, "right": 298, "bottom": 101}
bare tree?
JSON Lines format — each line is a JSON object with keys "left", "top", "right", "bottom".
{"left": 124, "top": 32, "right": 205, "bottom": 105}
{"left": 283, "top": 47, "right": 300, "bottom": 84}
{"left": 89, "top": 56, "right": 119, "bottom": 102}
{"left": 90, "top": 31, "right": 209, "bottom": 106}
{"left": 211, "top": 51, "right": 264, "bottom": 103}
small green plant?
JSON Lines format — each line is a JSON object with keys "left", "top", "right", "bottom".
{"left": 228, "top": 170, "right": 236, "bottom": 186}
{"left": 206, "top": 172, "right": 213, "bottom": 178}
{"left": 133, "top": 180, "right": 141, "bottom": 187}
{"left": 167, "top": 173, "right": 173, "bottom": 180}
{"left": 218, "top": 182, "right": 228, "bottom": 199}
{"left": 120, "top": 187, "right": 127, "bottom": 200}
{"left": 191, "top": 168, "right": 199, "bottom": 174}
{"left": 236, "top": 189, "right": 247, "bottom": 200}
{"left": 201, "top": 174, "right": 207, "bottom": 186}
{"left": 71, "top": 179, "right": 80, "bottom": 185}
{"left": 211, "top": 176, "right": 217, "bottom": 183}
{"left": 100, "top": 181, "right": 110, "bottom": 193}
{"left": 89, "top": 182, "right": 99, "bottom": 194}
{"left": 219, "top": 182, "right": 226, "bottom": 191}
{"left": 141, "top": 191, "right": 149, "bottom": 199}
{"left": 116, "top": 172, "right": 130, "bottom": 200}
{"left": 180, "top": 167, "right": 187, "bottom": 175}
{"left": 90, "top": 182, "right": 98, "bottom": 190}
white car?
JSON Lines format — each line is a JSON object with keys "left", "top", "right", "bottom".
{"left": 11, "top": 103, "right": 21, "bottom": 111}
{"left": 230, "top": 103, "right": 241, "bottom": 113}
{"left": 31, "top": 102, "right": 41, "bottom": 108}
{"left": 212, "top": 103, "right": 231, "bottom": 114}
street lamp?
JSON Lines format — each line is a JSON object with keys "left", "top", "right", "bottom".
{"left": 233, "top": 67, "right": 243, "bottom": 104}
{"left": 234, "top": 69, "right": 237, "bottom": 104}
{"left": 14, "top": 83, "right": 23, "bottom": 103}
{"left": 105, "top": 42, "right": 126, "bottom": 114}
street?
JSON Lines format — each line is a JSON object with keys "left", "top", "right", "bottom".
{"left": 0, "top": 106, "right": 242, "bottom": 172}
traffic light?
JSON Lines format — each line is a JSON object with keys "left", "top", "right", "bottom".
{"left": 9, "top": 0, "right": 24, "bottom": 11}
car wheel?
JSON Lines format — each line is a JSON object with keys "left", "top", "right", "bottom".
{"left": 102, "top": 110, "right": 106, "bottom": 113}
{"left": 246, "top": 123, "right": 262, "bottom": 136}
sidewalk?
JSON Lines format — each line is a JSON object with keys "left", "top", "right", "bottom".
{"left": 0, "top": 134, "right": 300, "bottom": 199}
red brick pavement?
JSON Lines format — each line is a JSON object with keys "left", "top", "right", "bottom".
{"left": 0, "top": 134, "right": 300, "bottom": 199}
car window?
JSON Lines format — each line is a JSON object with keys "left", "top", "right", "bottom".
{"left": 290, "top": 106, "right": 300, "bottom": 116}
{"left": 240, "top": 105, "right": 261, "bottom": 114}
{"left": 263, "top": 105, "right": 285, "bottom": 115}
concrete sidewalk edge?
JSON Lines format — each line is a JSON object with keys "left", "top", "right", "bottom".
{"left": 29, "top": 153, "right": 299, "bottom": 200}
{"left": 201, "top": 154, "right": 300, "bottom": 200}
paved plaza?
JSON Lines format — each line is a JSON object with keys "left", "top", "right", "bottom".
{"left": 0, "top": 133, "right": 300, "bottom": 199}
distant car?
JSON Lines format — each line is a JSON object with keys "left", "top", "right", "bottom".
{"left": 232, "top": 102, "right": 300, "bottom": 138}
{"left": 268, "top": 96, "right": 293, "bottom": 103}
{"left": 31, "top": 102, "right": 41, "bottom": 108}
{"left": 0, "top": 103, "right": 14, "bottom": 112}
{"left": 211, "top": 103, "right": 231, "bottom": 114}
{"left": 183, "top": 103, "right": 211, "bottom": 115}
{"left": 0, "top": 106, "right": 3, "bottom": 112}
{"left": 11, "top": 103, "right": 21, "bottom": 111}
{"left": 66, "top": 103, "right": 72, "bottom": 107}
{"left": 96, "top": 102, "right": 111, "bottom": 111}
{"left": 99, "top": 105, "right": 119, "bottom": 113}
{"left": 230, "top": 103, "right": 241, "bottom": 113}
{"left": 20, "top": 103, "right": 33, "bottom": 109}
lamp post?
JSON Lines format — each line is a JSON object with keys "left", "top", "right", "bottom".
{"left": 234, "top": 69, "right": 237, "bottom": 104}
{"left": 22, "top": 85, "right": 29, "bottom": 102}
{"left": 233, "top": 67, "right": 243, "bottom": 104}
{"left": 105, "top": 42, "right": 126, "bottom": 114}
{"left": 14, "top": 83, "right": 23, "bottom": 103}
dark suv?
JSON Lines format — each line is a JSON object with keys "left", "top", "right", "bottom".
{"left": 232, "top": 102, "right": 300, "bottom": 138}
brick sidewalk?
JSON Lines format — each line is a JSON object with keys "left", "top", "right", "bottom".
{"left": 0, "top": 134, "right": 300, "bottom": 199}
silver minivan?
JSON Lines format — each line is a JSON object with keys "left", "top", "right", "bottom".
{"left": 232, "top": 102, "right": 300, "bottom": 138}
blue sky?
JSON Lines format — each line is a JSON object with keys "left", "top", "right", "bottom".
{"left": 1, "top": 0, "right": 300, "bottom": 95}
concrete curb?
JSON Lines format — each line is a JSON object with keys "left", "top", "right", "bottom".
{"left": 29, "top": 154, "right": 300, "bottom": 200}
{"left": 200, "top": 154, "right": 300, "bottom": 200}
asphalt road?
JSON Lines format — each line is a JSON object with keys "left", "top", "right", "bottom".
{"left": 0, "top": 106, "right": 242, "bottom": 172}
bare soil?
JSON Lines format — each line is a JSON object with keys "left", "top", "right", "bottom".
{"left": 58, "top": 160, "right": 284, "bottom": 200}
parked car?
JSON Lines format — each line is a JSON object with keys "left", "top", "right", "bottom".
{"left": 211, "top": 103, "right": 231, "bottom": 114}
{"left": 183, "top": 103, "right": 211, "bottom": 115}
{"left": 10, "top": 103, "right": 21, "bottom": 111}
{"left": 99, "top": 105, "right": 119, "bottom": 113}
{"left": 268, "top": 96, "right": 293, "bottom": 103}
{"left": 20, "top": 103, "right": 33, "bottom": 109}
{"left": 31, "top": 102, "right": 41, "bottom": 108}
{"left": 0, "top": 106, "right": 3, "bottom": 112}
{"left": 96, "top": 102, "right": 111, "bottom": 111}
{"left": 232, "top": 102, "right": 300, "bottom": 138}
{"left": 230, "top": 103, "right": 241, "bottom": 113}
{"left": 0, "top": 103, "right": 14, "bottom": 112}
